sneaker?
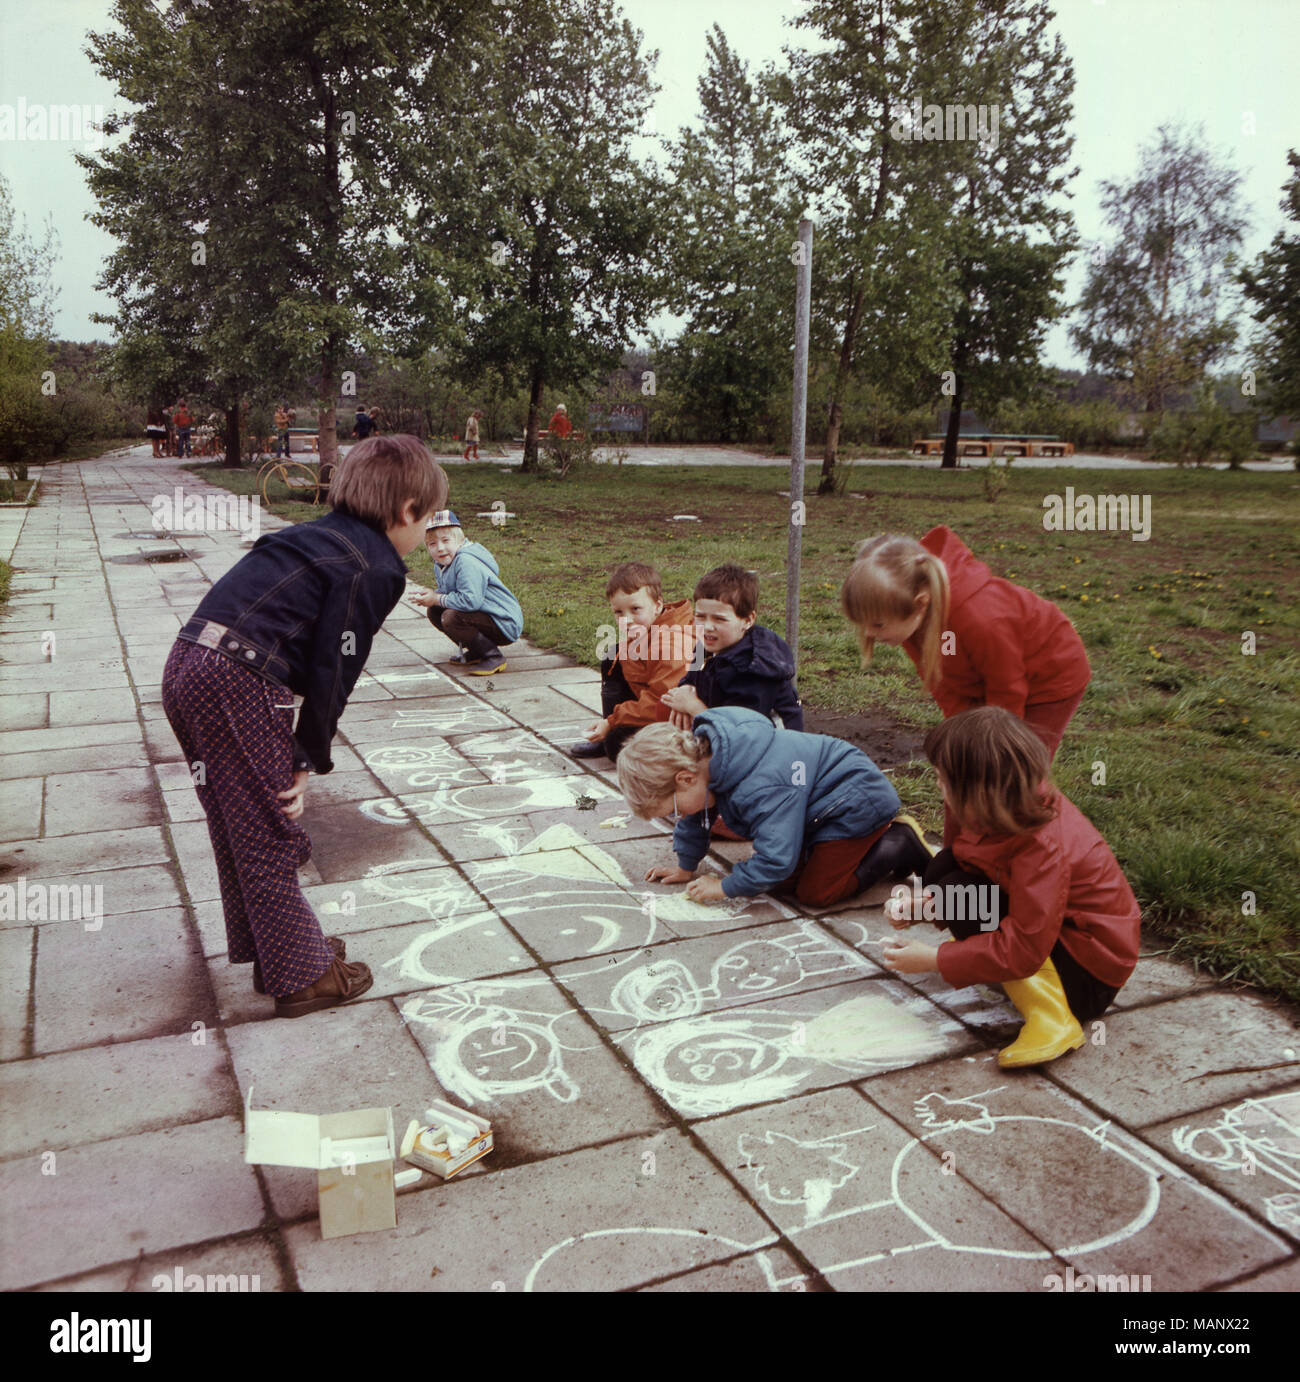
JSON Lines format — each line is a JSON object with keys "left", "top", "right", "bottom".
{"left": 274, "top": 956, "right": 374, "bottom": 1018}
{"left": 569, "top": 739, "right": 610, "bottom": 759}
{"left": 253, "top": 935, "right": 345, "bottom": 995}
{"left": 467, "top": 652, "right": 507, "bottom": 676}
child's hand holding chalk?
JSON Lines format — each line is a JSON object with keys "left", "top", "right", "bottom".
{"left": 881, "top": 937, "right": 940, "bottom": 975}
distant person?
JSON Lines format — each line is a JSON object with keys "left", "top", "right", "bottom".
{"left": 548, "top": 403, "right": 572, "bottom": 439}
{"left": 146, "top": 406, "right": 166, "bottom": 458}
{"left": 274, "top": 404, "right": 291, "bottom": 458}
{"left": 163, "top": 406, "right": 175, "bottom": 457}
{"left": 881, "top": 707, "right": 1139, "bottom": 1068}
{"left": 463, "top": 409, "right": 482, "bottom": 461}
{"left": 367, "top": 405, "right": 384, "bottom": 436}
{"left": 408, "top": 509, "right": 522, "bottom": 676}
{"left": 173, "top": 399, "right": 193, "bottom": 457}
{"left": 354, "top": 404, "right": 374, "bottom": 440}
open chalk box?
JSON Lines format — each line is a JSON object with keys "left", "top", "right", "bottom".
{"left": 401, "top": 1099, "right": 493, "bottom": 1180}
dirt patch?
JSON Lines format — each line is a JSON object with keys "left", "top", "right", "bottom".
{"left": 801, "top": 704, "right": 926, "bottom": 770}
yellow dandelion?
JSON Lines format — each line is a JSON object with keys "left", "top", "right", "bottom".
{"left": 1241, "top": 716, "right": 1250, "bottom": 724}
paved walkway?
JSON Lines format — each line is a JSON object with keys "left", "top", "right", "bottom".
{"left": 1, "top": 451, "right": 1297, "bottom": 1294}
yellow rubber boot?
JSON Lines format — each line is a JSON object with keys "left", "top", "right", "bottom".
{"left": 998, "top": 956, "right": 1086, "bottom": 1068}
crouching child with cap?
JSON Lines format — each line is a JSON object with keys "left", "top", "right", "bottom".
{"left": 617, "top": 706, "right": 935, "bottom": 907}
{"left": 410, "top": 510, "right": 523, "bottom": 676}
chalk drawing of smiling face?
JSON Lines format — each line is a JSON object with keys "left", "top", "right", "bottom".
{"left": 631, "top": 1014, "right": 801, "bottom": 1116}
{"left": 610, "top": 960, "right": 701, "bottom": 1023}
{"left": 711, "top": 942, "right": 803, "bottom": 998}
{"left": 438, "top": 1018, "right": 580, "bottom": 1105}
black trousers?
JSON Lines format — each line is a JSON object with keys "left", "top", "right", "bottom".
{"left": 923, "top": 849, "right": 1117, "bottom": 1024}
{"left": 598, "top": 658, "right": 639, "bottom": 760}
{"left": 430, "top": 606, "right": 507, "bottom": 660}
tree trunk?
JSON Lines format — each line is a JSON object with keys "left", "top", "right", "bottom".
{"left": 818, "top": 286, "right": 866, "bottom": 495}
{"left": 522, "top": 363, "right": 544, "bottom": 472}
{"left": 940, "top": 374, "right": 964, "bottom": 469}
{"left": 224, "top": 403, "right": 241, "bottom": 467}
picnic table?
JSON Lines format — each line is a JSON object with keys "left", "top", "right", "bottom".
{"left": 912, "top": 434, "right": 1074, "bottom": 458}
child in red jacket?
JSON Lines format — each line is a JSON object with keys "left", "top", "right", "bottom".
{"left": 881, "top": 707, "right": 1140, "bottom": 1068}
{"left": 570, "top": 562, "right": 696, "bottom": 761}
{"left": 841, "top": 526, "right": 1089, "bottom": 759}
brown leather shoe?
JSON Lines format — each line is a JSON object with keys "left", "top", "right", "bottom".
{"left": 273, "top": 956, "right": 373, "bottom": 1018}
{"left": 253, "top": 935, "right": 345, "bottom": 994}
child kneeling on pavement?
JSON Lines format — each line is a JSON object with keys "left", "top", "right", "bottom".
{"left": 616, "top": 705, "right": 932, "bottom": 907}
{"left": 881, "top": 706, "right": 1139, "bottom": 1068}
{"left": 409, "top": 509, "right": 522, "bottom": 675}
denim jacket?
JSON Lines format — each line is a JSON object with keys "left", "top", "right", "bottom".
{"left": 177, "top": 509, "right": 407, "bottom": 774}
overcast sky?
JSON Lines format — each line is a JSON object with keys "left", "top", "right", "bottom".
{"left": 1, "top": 0, "right": 1297, "bottom": 369}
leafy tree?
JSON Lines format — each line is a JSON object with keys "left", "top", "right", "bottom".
{"left": 661, "top": 25, "right": 798, "bottom": 443}
{"left": 0, "top": 172, "right": 58, "bottom": 470}
{"left": 81, "top": 0, "right": 485, "bottom": 465}
{"left": 775, "top": 0, "right": 991, "bottom": 492}
{"left": 936, "top": 0, "right": 1078, "bottom": 468}
{"left": 1240, "top": 150, "right": 1300, "bottom": 438}
{"left": 1071, "top": 122, "right": 1247, "bottom": 416}
{"left": 410, "top": 0, "right": 667, "bottom": 471}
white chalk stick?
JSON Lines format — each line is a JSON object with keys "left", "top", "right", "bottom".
{"left": 394, "top": 1167, "right": 423, "bottom": 1189}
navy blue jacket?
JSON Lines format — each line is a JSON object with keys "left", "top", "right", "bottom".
{"left": 178, "top": 509, "right": 407, "bottom": 774}
{"left": 679, "top": 624, "right": 803, "bottom": 730}
{"left": 674, "top": 707, "right": 900, "bottom": 897}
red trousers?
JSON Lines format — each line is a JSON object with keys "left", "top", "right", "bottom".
{"left": 162, "top": 641, "right": 332, "bottom": 996}
{"left": 779, "top": 824, "right": 891, "bottom": 907}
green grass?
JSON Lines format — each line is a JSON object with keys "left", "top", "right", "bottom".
{"left": 0, "top": 559, "right": 11, "bottom": 608}
{"left": 191, "top": 459, "right": 1300, "bottom": 1002}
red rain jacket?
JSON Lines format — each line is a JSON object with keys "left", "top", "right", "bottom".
{"left": 605, "top": 599, "right": 697, "bottom": 731}
{"left": 904, "top": 526, "right": 1090, "bottom": 717}
{"left": 937, "top": 791, "right": 1141, "bottom": 990}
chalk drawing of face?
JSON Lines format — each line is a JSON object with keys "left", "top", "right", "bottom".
{"left": 610, "top": 960, "right": 701, "bottom": 1023}
{"left": 447, "top": 1017, "right": 579, "bottom": 1104}
{"left": 711, "top": 941, "right": 803, "bottom": 998}
{"left": 1172, "top": 1091, "right": 1300, "bottom": 1228}
{"left": 363, "top": 743, "right": 483, "bottom": 788}
{"left": 739, "top": 1130, "right": 858, "bottom": 1220}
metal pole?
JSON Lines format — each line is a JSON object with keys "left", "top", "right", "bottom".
{"left": 786, "top": 217, "right": 813, "bottom": 668}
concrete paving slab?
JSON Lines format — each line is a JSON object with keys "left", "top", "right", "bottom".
{"left": 1, "top": 864, "right": 182, "bottom": 931}
{"left": 1141, "top": 1086, "right": 1300, "bottom": 1245}
{"left": 0, "top": 777, "right": 42, "bottom": 843}
{"left": 0, "top": 1032, "right": 238, "bottom": 1160}
{"left": 142, "top": 721, "right": 185, "bottom": 762}
{"left": 285, "top": 1129, "right": 771, "bottom": 1291}
{"left": 449, "top": 726, "right": 585, "bottom": 782}
{"left": 168, "top": 820, "right": 222, "bottom": 900}
{"left": 1111, "top": 946, "right": 1222, "bottom": 1008}
{"left": 342, "top": 697, "right": 513, "bottom": 741}
{"left": 616, "top": 976, "right": 973, "bottom": 1120}
{"left": 859, "top": 1053, "right": 1293, "bottom": 1291}
{"left": 1047, "top": 991, "right": 1300, "bottom": 1126}
{"left": 43, "top": 766, "right": 162, "bottom": 836}
{"left": 0, "top": 738, "right": 145, "bottom": 781}
{"left": 554, "top": 918, "right": 882, "bottom": 1034}
{"left": 0, "top": 719, "right": 143, "bottom": 757}
{"left": 0, "top": 926, "right": 33, "bottom": 1060}
{"left": 350, "top": 739, "right": 489, "bottom": 796}
{"left": 298, "top": 864, "right": 488, "bottom": 936}
{"left": 1223, "top": 1256, "right": 1300, "bottom": 1290}
{"left": 399, "top": 970, "right": 672, "bottom": 1160}
{"left": 485, "top": 666, "right": 602, "bottom": 689}
{"left": 386, "top": 773, "right": 622, "bottom": 831}
{"left": 695, "top": 1085, "right": 1067, "bottom": 1290}
{"left": 0, "top": 825, "right": 172, "bottom": 878}
{"left": 47, "top": 687, "right": 139, "bottom": 726}
{"left": 34, "top": 907, "right": 210, "bottom": 1052}
{"left": 294, "top": 801, "right": 449, "bottom": 883}
{"left": 224, "top": 1000, "right": 461, "bottom": 1222}
{"left": 0, "top": 1116, "right": 265, "bottom": 1291}
{"left": 35, "top": 1231, "right": 285, "bottom": 1293}
{"left": 0, "top": 690, "right": 48, "bottom": 730}
{"left": 552, "top": 680, "right": 604, "bottom": 713}
{"left": 0, "top": 636, "right": 121, "bottom": 664}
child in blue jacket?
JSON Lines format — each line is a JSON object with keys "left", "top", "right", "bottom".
{"left": 661, "top": 564, "right": 802, "bottom": 731}
{"left": 410, "top": 509, "right": 523, "bottom": 675}
{"left": 616, "top": 706, "right": 932, "bottom": 906}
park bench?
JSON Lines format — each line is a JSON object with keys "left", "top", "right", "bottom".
{"left": 912, "top": 434, "right": 1074, "bottom": 458}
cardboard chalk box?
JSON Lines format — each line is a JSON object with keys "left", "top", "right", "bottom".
{"left": 244, "top": 1087, "right": 396, "bottom": 1240}
{"left": 401, "top": 1099, "right": 493, "bottom": 1179}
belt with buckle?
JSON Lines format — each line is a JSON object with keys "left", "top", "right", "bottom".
{"left": 179, "top": 617, "right": 288, "bottom": 684}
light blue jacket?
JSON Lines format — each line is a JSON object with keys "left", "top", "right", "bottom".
{"left": 433, "top": 541, "right": 523, "bottom": 642}
{"left": 674, "top": 706, "right": 900, "bottom": 898}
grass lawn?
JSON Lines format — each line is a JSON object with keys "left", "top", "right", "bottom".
{"left": 190, "top": 459, "right": 1300, "bottom": 1003}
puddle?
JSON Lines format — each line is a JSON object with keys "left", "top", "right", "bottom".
{"left": 107, "top": 549, "right": 199, "bottom": 565}
{"left": 115, "top": 530, "right": 174, "bottom": 540}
